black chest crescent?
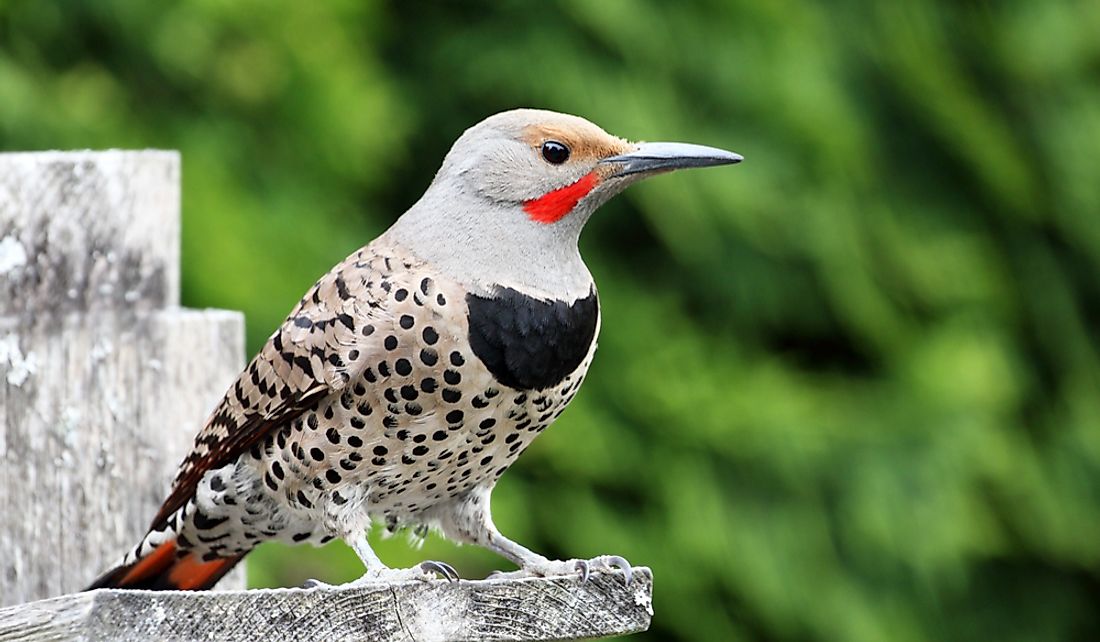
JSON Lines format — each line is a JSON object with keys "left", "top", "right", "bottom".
{"left": 466, "top": 286, "right": 599, "bottom": 391}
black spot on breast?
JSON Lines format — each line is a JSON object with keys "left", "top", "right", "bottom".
{"left": 466, "top": 286, "right": 598, "bottom": 391}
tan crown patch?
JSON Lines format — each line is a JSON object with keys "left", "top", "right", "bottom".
{"left": 522, "top": 123, "right": 633, "bottom": 161}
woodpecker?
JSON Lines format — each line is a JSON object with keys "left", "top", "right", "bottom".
{"left": 90, "top": 109, "right": 741, "bottom": 591}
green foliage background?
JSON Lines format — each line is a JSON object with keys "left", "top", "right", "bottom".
{"left": 3, "top": 1, "right": 1099, "bottom": 639}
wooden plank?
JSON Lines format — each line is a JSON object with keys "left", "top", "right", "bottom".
{"left": 0, "top": 151, "right": 246, "bottom": 606}
{"left": 0, "top": 569, "right": 652, "bottom": 642}
{"left": 0, "top": 311, "right": 247, "bottom": 604}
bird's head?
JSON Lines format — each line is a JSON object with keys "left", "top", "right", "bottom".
{"left": 388, "top": 109, "right": 742, "bottom": 299}
{"left": 439, "top": 109, "right": 742, "bottom": 226}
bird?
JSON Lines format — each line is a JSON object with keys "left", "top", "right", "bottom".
{"left": 89, "top": 108, "right": 741, "bottom": 591}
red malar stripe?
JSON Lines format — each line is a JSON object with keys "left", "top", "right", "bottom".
{"left": 523, "top": 172, "right": 600, "bottom": 223}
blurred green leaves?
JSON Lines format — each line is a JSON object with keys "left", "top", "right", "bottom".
{"left": 2, "top": 1, "right": 1099, "bottom": 640}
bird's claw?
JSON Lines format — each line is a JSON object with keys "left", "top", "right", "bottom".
{"left": 419, "top": 560, "right": 460, "bottom": 582}
{"left": 599, "top": 555, "right": 633, "bottom": 585}
{"left": 575, "top": 555, "right": 632, "bottom": 585}
{"left": 499, "top": 555, "right": 633, "bottom": 586}
{"left": 574, "top": 559, "right": 590, "bottom": 583}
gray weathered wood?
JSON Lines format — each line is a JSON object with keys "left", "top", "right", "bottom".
{"left": 0, "top": 151, "right": 181, "bottom": 317}
{"left": 0, "top": 569, "right": 653, "bottom": 642}
{"left": 0, "top": 151, "right": 246, "bottom": 606}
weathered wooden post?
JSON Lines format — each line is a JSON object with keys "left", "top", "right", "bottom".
{"left": 0, "top": 150, "right": 653, "bottom": 641}
{"left": 0, "top": 151, "right": 247, "bottom": 602}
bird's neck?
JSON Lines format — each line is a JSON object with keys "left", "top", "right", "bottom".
{"left": 386, "top": 183, "right": 594, "bottom": 303}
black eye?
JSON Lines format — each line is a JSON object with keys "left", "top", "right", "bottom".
{"left": 541, "top": 140, "right": 570, "bottom": 165}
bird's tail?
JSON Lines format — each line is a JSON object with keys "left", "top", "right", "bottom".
{"left": 88, "top": 538, "right": 243, "bottom": 591}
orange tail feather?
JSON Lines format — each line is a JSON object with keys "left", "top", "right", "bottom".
{"left": 88, "top": 540, "right": 243, "bottom": 591}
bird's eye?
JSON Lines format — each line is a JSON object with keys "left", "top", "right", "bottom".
{"left": 541, "top": 140, "right": 570, "bottom": 165}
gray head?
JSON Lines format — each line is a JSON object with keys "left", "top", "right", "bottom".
{"left": 387, "top": 109, "right": 741, "bottom": 300}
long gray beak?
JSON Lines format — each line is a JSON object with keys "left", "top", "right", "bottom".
{"left": 599, "top": 142, "right": 743, "bottom": 178}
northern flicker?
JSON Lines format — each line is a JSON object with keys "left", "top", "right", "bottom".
{"left": 90, "top": 109, "right": 741, "bottom": 591}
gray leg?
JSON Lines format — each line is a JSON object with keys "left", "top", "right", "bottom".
{"left": 438, "top": 486, "right": 632, "bottom": 585}
{"left": 350, "top": 533, "right": 387, "bottom": 571}
{"left": 348, "top": 532, "right": 458, "bottom": 582}
{"left": 302, "top": 531, "right": 458, "bottom": 588}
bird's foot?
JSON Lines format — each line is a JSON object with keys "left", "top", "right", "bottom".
{"left": 302, "top": 560, "right": 459, "bottom": 588}
{"left": 490, "top": 554, "right": 633, "bottom": 585}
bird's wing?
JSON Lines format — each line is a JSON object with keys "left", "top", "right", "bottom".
{"left": 148, "top": 251, "right": 382, "bottom": 531}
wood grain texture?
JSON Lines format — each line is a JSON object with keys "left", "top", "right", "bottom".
{"left": 0, "top": 151, "right": 181, "bottom": 318}
{"left": 0, "top": 568, "right": 653, "bottom": 642}
{"left": 0, "top": 151, "right": 246, "bottom": 606}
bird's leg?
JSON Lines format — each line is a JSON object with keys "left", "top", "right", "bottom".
{"left": 351, "top": 533, "right": 460, "bottom": 583}
{"left": 481, "top": 524, "right": 633, "bottom": 585}
{"left": 439, "top": 486, "right": 633, "bottom": 585}
{"left": 301, "top": 532, "right": 457, "bottom": 588}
